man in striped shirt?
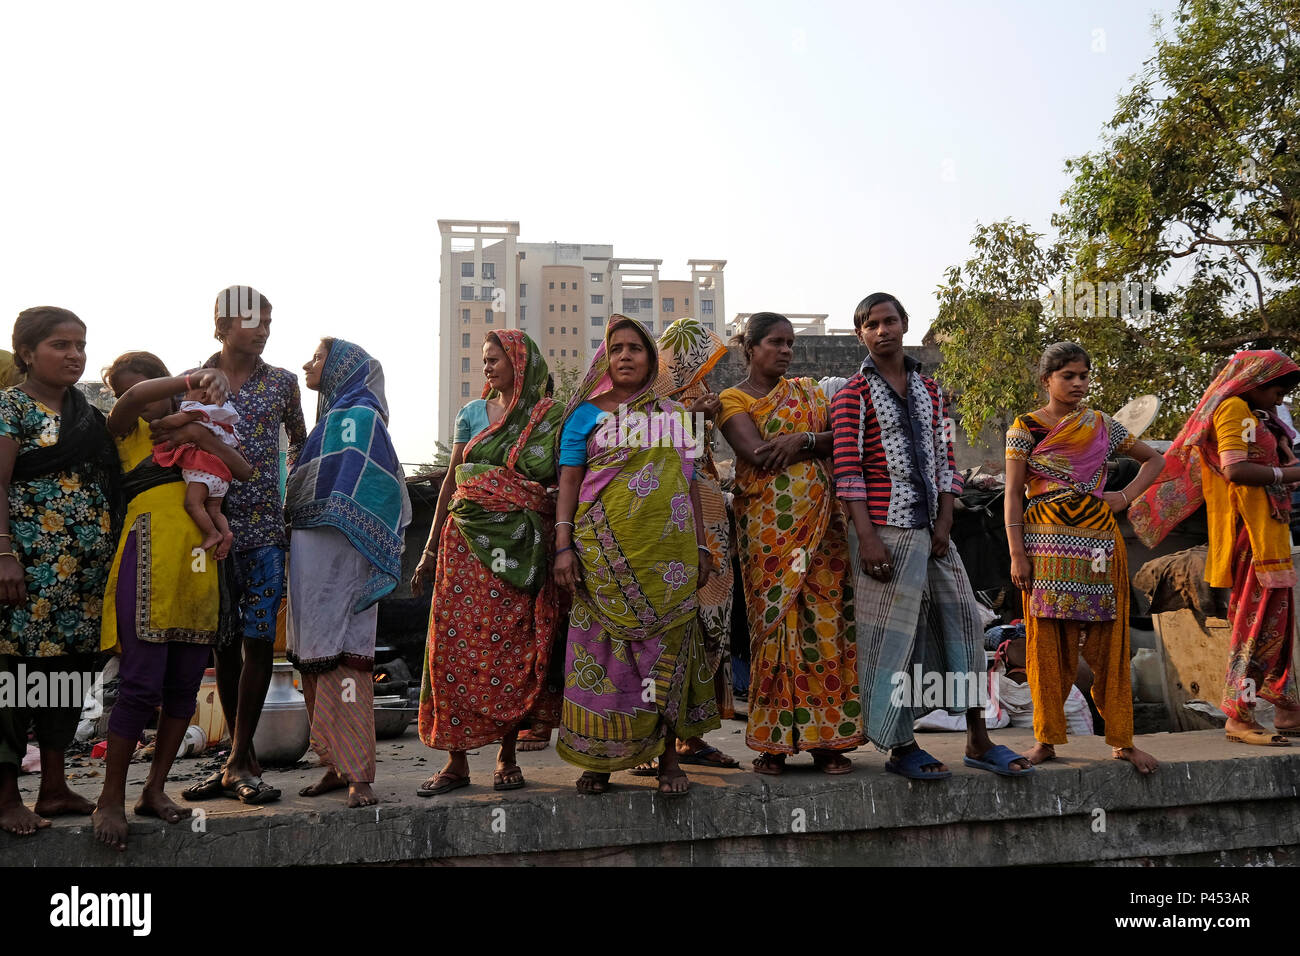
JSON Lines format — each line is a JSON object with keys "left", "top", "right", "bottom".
{"left": 830, "top": 292, "right": 1032, "bottom": 781}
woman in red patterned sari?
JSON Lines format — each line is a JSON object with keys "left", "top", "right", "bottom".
{"left": 413, "top": 330, "right": 563, "bottom": 793}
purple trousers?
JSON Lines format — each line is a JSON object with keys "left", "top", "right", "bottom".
{"left": 107, "top": 530, "right": 212, "bottom": 742}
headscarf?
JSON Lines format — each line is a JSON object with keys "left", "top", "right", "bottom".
{"left": 449, "top": 329, "right": 560, "bottom": 594}
{"left": 285, "top": 339, "right": 412, "bottom": 611}
{"left": 564, "top": 314, "right": 662, "bottom": 421}
{"left": 1130, "top": 349, "right": 1300, "bottom": 547}
{"left": 653, "top": 317, "right": 728, "bottom": 400}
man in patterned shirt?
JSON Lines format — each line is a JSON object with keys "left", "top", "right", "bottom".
{"left": 180, "top": 286, "right": 307, "bottom": 804}
{"left": 830, "top": 292, "right": 1031, "bottom": 781}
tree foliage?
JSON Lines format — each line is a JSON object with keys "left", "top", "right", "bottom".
{"left": 935, "top": 0, "right": 1300, "bottom": 442}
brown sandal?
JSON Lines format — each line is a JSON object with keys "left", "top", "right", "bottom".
{"left": 752, "top": 753, "right": 786, "bottom": 776}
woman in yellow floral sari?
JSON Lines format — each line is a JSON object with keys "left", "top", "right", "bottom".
{"left": 553, "top": 315, "right": 720, "bottom": 796}
{"left": 719, "top": 312, "right": 863, "bottom": 774}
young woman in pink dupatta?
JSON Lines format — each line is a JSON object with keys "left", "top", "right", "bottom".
{"left": 1005, "top": 343, "right": 1164, "bottom": 773}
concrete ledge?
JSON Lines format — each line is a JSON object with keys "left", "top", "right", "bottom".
{"left": 2, "top": 727, "right": 1296, "bottom": 866}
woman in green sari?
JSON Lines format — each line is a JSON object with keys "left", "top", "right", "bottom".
{"left": 414, "top": 330, "right": 563, "bottom": 795}
{"left": 553, "top": 315, "right": 721, "bottom": 796}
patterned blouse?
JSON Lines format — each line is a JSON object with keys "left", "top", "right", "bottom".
{"left": 202, "top": 354, "right": 307, "bottom": 552}
{"left": 0, "top": 389, "right": 115, "bottom": 657}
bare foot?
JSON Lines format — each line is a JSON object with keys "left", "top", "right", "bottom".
{"left": 575, "top": 771, "right": 610, "bottom": 795}
{"left": 347, "top": 783, "right": 378, "bottom": 808}
{"left": 299, "top": 768, "right": 348, "bottom": 798}
{"left": 1024, "top": 742, "right": 1056, "bottom": 765}
{"left": 200, "top": 528, "right": 223, "bottom": 553}
{"left": 1113, "top": 746, "right": 1159, "bottom": 774}
{"left": 0, "top": 800, "right": 51, "bottom": 837}
{"left": 214, "top": 531, "right": 234, "bottom": 561}
{"left": 134, "top": 789, "right": 191, "bottom": 824}
{"left": 92, "top": 803, "right": 128, "bottom": 851}
{"left": 34, "top": 788, "right": 95, "bottom": 817}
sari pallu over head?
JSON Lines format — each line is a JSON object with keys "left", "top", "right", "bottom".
{"left": 285, "top": 340, "right": 412, "bottom": 612}
{"left": 1130, "top": 350, "right": 1299, "bottom": 544}
{"left": 451, "top": 330, "right": 561, "bottom": 594}
{"left": 732, "top": 377, "right": 834, "bottom": 641}
{"left": 563, "top": 315, "right": 700, "bottom": 644}
{"left": 1130, "top": 349, "right": 1300, "bottom": 586}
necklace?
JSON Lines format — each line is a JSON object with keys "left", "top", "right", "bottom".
{"left": 741, "top": 375, "right": 773, "bottom": 397}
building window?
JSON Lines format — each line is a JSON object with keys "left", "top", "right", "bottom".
{"left": 549, "top": 327, "right": 555, "bottom": 335}
{"left": 461, "top": 358, "right": 470, "bottom": 372}
{"left": 561, "top": 304, "right": 566, "bottom": 312}
{"left": 485, "top": 313, "right": 494, "bottom": 324}
{"left": 549, "top": 304, "right": 555, "bottom": 312}
{"left": 590, "top": 273, "right": 601, "bottom": 283}
{"left": 479, "top": 285, "right": 495, "bottom": 301}
{"left": 549, "top": 281, "right": 555, "bottom": 289}
{"left": 461, "top": 262, "right": 474, "bottom": 277}
{"left": 639, "top": 298, "right": 653, "bottom": 311}
{"left": 482, "top": 262, "right": 495, "bottom": 279}
{"left": 623, "top": 298, "right": 638, "bottom": 312}
{"left": 561, "top": 282, "right": 567, "bottom": 290}
{"left": 684, "top": 297, "right": 690, "bottom": 308}
{"left": 518, "top": 251, "right": 526, "bottom": 259}
{"left": 460, "top": 285, "right": 474, "bottom": 300}
{"left": 519, "top": 283, "right": 527, "bottom": 297}
{"left": 519, "top": 305, "right": 526, "bottom": 322}
{"left": 561, "top": 349, "right": 567, "bottom": 357}
{"left": 591, "top": 316, "right": 603, "bottom": 327}
{"left": 703, "top": 321, "right": 714, "bottom": 331}
{"left": 461, "top": 309, "right": 470, "bottom": 324}
{"left": 549, "top": 349, "right": 555, "bottom": 356}
{"left": 591, "top": 294, "right": 602, "bottom": 305}
{"left": 662, "top": 298, "right": 674, "bottom": 313}
{"left": 591, "top": 339, "right": 601, "bottom": 349}
{"left": 571, "top": 327, "right": 577, "bottom": 335}
{"left": 701, "top": 299, "right": 714, "bottom": 315}
{"left": 462, "top": 333, "right": 470, "bottom": 347}
{"left": 462, "top": 382, "right": 471, "bottom": 397}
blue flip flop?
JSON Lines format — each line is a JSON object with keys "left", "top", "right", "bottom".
{"left": 885, "top": 747, "right": 952, "bottom": 781}
{"left": 962, "top": 743, "right": 1035, "bottom": 777}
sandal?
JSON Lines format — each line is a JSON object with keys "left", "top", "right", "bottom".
{"left": 751, "top": 753, "right": 786, "bottom": 776}
{"left": 811, "top": 750, "right": 854, "bottom": 775}
{"left": 1225, "top": 729, "right": 1291, "bottom": 747}
{"left": 493, "top": 765, "right": 526, "bottom": 791}
{"left": 222, "top": 777, "right": 282, "bottom": 805}
{"left": 962, "top": 743, "right": 1034, "bottom": 777}
{"left": 678, "top": 745, "right": 741, "bottom": 768}
{"left": 885, "top": 747, "right": 951, "bottom": 781}
{"left": 181, "top": 770, "right": 225, "bottom": 802}
{"left": 657, "top": 768, "right": 690, "bottom": 797}
{"left": 627, "top": 759, "right": 658, "bottom": 777}
{"left": 416, "top": 771, "right": 471, "bottom": 797}
{"left": 576, "top": 771, "right": 611, "bottom": 795}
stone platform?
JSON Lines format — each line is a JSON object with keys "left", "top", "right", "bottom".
{"left": 3, "top": 723, "right": 1297, "bottom": 866}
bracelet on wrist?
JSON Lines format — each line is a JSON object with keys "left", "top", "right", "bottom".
{"left": 555, "top": 520, "right": 575, "bottom": 529}
{"left": 1274, "top": 466, "right": 1285, "bottom": 484}
{"left": 1119, "top": 489, "right": 1130, "bottom": 505}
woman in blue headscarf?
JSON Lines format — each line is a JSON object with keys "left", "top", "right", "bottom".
{"left": 285, "top": 338, "right": 412, "bottom": 808}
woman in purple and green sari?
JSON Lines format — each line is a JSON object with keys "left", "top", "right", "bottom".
{"left": 552, "top": 315, "right": 720, "bottom": 796}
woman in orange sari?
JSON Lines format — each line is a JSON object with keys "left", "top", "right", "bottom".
{"left": 1131, "top": 350, "right": 1300, "bottom": 745}
{"left": 719, "top": 312, "right": 863, "bottom": 774}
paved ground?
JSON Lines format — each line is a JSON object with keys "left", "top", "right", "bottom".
{"left": 5, "top": 718, "right": 1299, "bottom": 865}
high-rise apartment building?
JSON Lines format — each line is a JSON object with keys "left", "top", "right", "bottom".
{"left": 437, "top": 219, "right": 725, "bottom": 444}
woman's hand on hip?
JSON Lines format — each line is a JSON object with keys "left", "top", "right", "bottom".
{"left": 410, "top": 552, "right": 436, "bottom": 598}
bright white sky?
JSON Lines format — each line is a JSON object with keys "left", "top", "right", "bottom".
{"left": 0, "top": 0, "right": 1180, "bottom": 462}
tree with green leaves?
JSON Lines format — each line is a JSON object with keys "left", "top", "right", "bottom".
{"left": 934, "top": 0, "right": 1300, "bottom": 442}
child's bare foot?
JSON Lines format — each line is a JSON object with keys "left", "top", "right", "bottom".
{"left": 347, "top": 783, "right": 378, "bottom": 808}
{"left": 1113, "top": 746, "right": 1159, "bottom": 774}
{"left": 0, "top": 800, "right": 50, "bottom": 837}
{"left": 134, "top": 789, "right": 191, "bottom": 824}
{"left": 214, "top": 531, "right": 234, "bottom": 560}
{"left": 299, "top": 768, "right": 348, "bottom": 798}
{"left": 200, "top": 528, "right": 223, "bottom": 553}
{"left": 1024, "top": 742, "right": 1056, "bottom": 765}
{"left": 34, "top": 788, "right": 95, "bottom": 817}
{"left": 92, "top": 803, "right": 128, "bottom": 851}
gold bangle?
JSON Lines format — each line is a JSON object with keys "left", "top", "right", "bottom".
{"left": 0, "top": 551, "right": 18, "bottom": 561}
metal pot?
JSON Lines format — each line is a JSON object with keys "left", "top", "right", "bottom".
{"left": 251, "top": 661, "right": 310, "bottom": 766}
{"left": 374, "top": 694, "right": 416, "bottom": 739}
